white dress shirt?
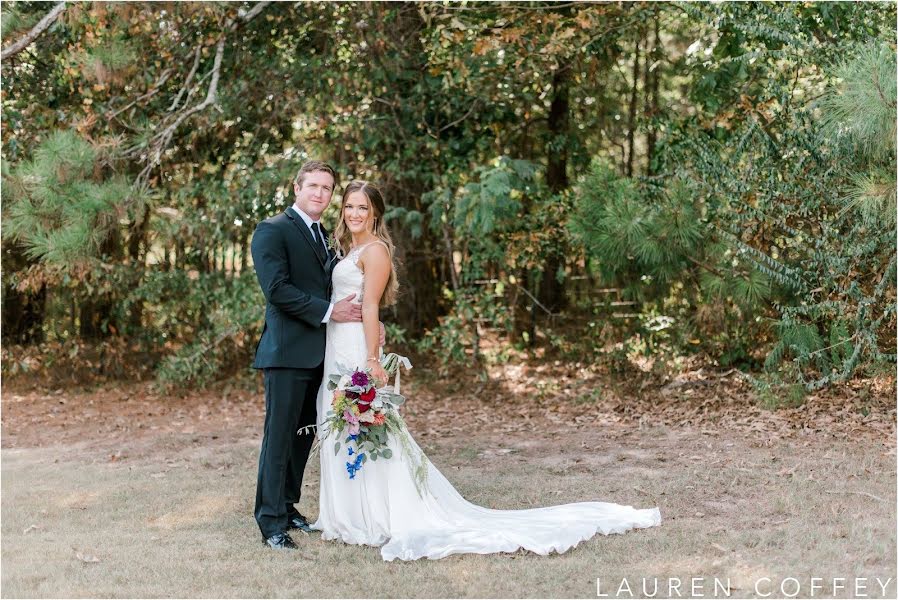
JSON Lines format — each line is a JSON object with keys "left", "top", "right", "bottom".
{"left": 292, "top": 203, "right": 334, "bottom": 323}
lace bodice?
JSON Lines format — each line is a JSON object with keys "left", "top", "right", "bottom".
{"left": 330, "top": 241, "right": 387, "bottom": 305}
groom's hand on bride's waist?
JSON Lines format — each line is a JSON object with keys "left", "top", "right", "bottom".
{"left": 330, "top": 294, "right": 363, "bottom": 323}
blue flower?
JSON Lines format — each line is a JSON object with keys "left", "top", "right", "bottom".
{"left": 345, "top": 449, "right": 366, "bottom": 479}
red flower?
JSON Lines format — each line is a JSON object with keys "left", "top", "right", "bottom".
{"left": 357, "top": 388, "right": 376, "bottom": 412}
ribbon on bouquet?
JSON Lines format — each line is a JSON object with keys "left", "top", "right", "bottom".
{"left": 380, "top": 352, "right": 412, "bottom": 395}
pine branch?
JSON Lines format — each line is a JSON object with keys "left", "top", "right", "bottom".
{"left": 0, "top": 1, "right": 66, "bottom": 62}
{"left": 107, "top": 69, "right": 173, "bottom": 120}
{"left": 135, "top": 36, "right": 226, "bottom": 184}
{"left": 129, "top": 1, "right": 273, "bottom": 185}
{"left": 167, "top": 45, "right": 203, "bottom": 113}
{"left": 439, "top": 99, "right": 481, "bottom": 133}
{"left": 238, "top": 1, "right": 273, "bottom": 22}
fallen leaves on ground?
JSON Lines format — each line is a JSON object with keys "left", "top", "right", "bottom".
{"left": 1, "top": 361, "right": 893, "bottom": 457}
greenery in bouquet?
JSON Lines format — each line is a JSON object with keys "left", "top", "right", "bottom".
{"left": 326, "top": 364, "right": 403, "bottom": 476}
{"left": 321, "top": 354, "right": 428, "bottom": 492}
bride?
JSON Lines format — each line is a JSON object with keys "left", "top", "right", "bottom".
{"left": 312, "top": 180, "right": 661, "bottom": 561}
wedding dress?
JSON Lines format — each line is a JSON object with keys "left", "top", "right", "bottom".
{"left": 312, "top": 241, "right": 661, "bottom": 561}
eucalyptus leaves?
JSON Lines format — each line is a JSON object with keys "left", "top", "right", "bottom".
{"left": 322, "top": 354, "right": 419, "bottom": 480}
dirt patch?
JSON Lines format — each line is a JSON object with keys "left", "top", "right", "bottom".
{"left": 1, "top": 380, "right": 260, "bottom": 460}
{"left": 2, "top": 365, "right": 894, "bottom": 461}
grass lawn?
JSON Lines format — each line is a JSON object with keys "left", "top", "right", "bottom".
{"left": 1, "top": 371, "right": 895, "bottom": 598}
{"left": 2, "top": 429, "right": 895, "bottom": 597}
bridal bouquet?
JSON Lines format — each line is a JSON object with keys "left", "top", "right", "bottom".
{"left": 322, "top": 353, "right": 416, "bottom": 479}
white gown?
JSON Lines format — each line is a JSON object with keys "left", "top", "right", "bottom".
{"left": 312, "top": 241, "right": 661, "bottom": 561}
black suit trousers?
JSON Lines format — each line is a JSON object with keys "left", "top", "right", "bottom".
{"left": 254, "top": 366, "right": 321, "bottom": 538}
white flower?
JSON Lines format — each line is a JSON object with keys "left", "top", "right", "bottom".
{"left": 338, "top": 375, "right": 351, "bottom": 389}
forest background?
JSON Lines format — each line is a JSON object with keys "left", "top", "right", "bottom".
{"left": 2, "top": 1, "right": 895, "bottom": 407}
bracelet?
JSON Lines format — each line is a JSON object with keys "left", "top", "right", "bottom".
{"left": 366, "top": 357, "right": 379, "bottom": 363}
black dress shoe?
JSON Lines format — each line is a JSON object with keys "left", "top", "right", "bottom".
{"left": 287, "top": 513, "right": 313, "bottom": 533}
{"left": 264, "top": 532, "right": 297, "bottom": 549}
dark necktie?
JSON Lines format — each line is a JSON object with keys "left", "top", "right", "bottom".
{"left": 311, "top": 222, "right": 327, "bottom": 260}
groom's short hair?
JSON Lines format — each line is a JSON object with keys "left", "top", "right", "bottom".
{"left": 294, "top": 160, "right": 338, "bottom": 189}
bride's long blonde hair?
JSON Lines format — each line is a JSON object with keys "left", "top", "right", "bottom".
{"left": 332, "top": 180, "right": 399, "bottom": 307}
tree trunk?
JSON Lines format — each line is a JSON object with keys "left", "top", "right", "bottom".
{"left": 175, "top": 238, "right": 184, "bottom": 270}
{"left": 534, "top": 68, "right": 571, "bottom": 329}
{"left": 545, "top": 69, "right": 570, "bottom": 195}
{"left": 1, "top": 244, "right": 47, "bottom": 343}
{"left": 127, "top": 206, "right": 150, "bottom": 333}
{"left": 79, "top": 230, "right": 121, "bottom": 338}
{"left": 1, "top": 283, "right": 46, "bottom": 344}
{"left": 626, "top": 31, "right": 642, "bottom": 177}
{"left": 239, "top": 229, "right": 249, "bottom": 273}
{"left": 646, "top": 14, "right": 661, "bottom": 176}
{"left": 389, "top": 182, "right": 444, "bottom": 335}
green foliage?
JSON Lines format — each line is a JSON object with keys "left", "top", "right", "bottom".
{"left": 764, "top": 318, "right": 825, "bottom": 373}
{"left": 425, "top": 157, "right": 536, "bottom": 239}
{"left": 768, "top": 42, "right": 896, "bottom": 388}
{"left": 0, "top": 3, "right": 40, "bottom": 40}
{"left": 571, "top": 161, "right": 704, "bottom": 291}
{"left": 823, "top": 42, "right": 898, "bottom": 234}
{"left": 752, "top": 370, "right": 807, "bottom": 410}
{"left": 2, "top": 130, "right": 142, "bottom": 265}
{"left": 383, "top": 323, "right": 409, "bottom": 352}
{"left": 1, "top": 1, "right": 893, "bottom": 393}
{"left": 153, "top": 272, "right": 263, "bottom": 389}
{"left": 415, "top": 279, "right": 514, "bottom": 374}
{"left": 823, "top": 42, "right": 897, "bottom": 164}
{"left": 569, "top": 24, "right": 895, "bottom": 387}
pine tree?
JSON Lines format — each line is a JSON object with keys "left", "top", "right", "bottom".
{"left": 3, "top": 130, "right": 136, "bottom": 266}
{"left": 2, "top": 130, "right": 149, "bottom": 337}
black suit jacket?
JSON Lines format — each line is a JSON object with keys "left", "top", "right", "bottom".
{"left": 251, "top": 207, "right": 336, "bottom": 369}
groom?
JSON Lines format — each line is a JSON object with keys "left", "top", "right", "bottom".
{"left": 251, "top": 160, "right": 362, "bottom": 549}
